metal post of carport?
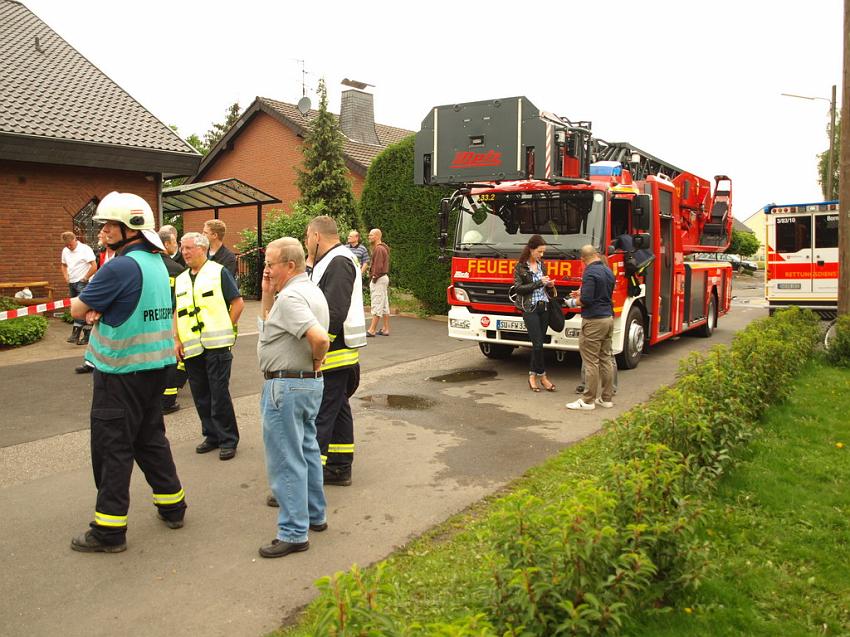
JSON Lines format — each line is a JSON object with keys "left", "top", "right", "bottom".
{"left": 257, "top": 203, "right": 264, "bottom": 297}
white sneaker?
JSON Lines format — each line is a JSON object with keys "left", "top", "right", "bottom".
{"left": 595, "top": 398, "right": 614, "bottom": 408}
{"left": 566, "top": 399, "right": 595, "bottom": 411}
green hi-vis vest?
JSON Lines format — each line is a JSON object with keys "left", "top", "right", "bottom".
{"left": 85, "top": 251, "right": 177, "bottom": 374}
{"left": 174, "top": 260, "right": 235, "bottom": 359}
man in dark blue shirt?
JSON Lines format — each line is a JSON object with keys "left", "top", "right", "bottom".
{"left": 566, "top": 245, "right": 616, "bottom": 411}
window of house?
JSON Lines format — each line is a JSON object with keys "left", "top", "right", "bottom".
{"left": 73, "top": 198, "right": 100, "bottom": 248}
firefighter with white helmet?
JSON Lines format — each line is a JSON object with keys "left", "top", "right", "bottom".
{"left": 69, "top": 191, "right": 186, "bottom": 553}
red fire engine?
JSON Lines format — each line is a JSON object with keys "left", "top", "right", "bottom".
{"left": 414, "top": 97, "right": 734, "bottom": 368}
{"left": 764, "top": 200, "right": 839, "bottom": 318}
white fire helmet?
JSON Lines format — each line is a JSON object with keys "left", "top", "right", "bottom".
{"left": 93, "top": 192, "right": 165, "bottom": 250}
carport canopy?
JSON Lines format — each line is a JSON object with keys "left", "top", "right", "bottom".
{"left": 162, "top": 177, "right": 281, "bottom": 293}
{"left": 162, "top": 177, "right": 280, "bottom": 230}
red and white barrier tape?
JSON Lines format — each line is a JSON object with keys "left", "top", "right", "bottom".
{"left": 0, "top": 297, "right": 70, "bottom": 322}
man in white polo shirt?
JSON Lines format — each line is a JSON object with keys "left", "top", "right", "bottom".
{"left": 60, "top": 231, "right": 96, "bottom": 345}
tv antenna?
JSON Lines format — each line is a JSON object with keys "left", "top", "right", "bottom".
{"left": 295, "top": 59, "right": 312, "bottom": 115}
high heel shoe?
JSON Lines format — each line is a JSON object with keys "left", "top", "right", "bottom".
{"left": 528, "top": 376, "right": 540, "bottom": 392}
{"left": 540, "top": 376, "right": 557, "bottom": 392}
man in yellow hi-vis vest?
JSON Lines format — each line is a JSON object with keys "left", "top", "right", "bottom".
{"left": 174, "top": 232, "right": 244, "bottom": 461}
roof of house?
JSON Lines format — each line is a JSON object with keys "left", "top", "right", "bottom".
{"left": 192, "top": 96, "right": 413, "bottom": 181}
{"left": 732, "top": 217, "right": 753, "bottom": 233}
{"left": 0, "top": 0, "right": 200, "bottom": 175}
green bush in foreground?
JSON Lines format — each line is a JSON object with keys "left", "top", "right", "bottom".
{"left": 0, "top": 297, "right": 48, "bottom": 346}
{"left": 301, "top": 307, "right": 822, "bottom": 636}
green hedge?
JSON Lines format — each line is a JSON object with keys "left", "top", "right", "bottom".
{"left": 302, "top": 307, "right": 822, "bottom": 636}
{"left": 360, "top": 136, "right": 453, "bottom": 314}
{"left": 0, "top": 296, "right": 48, "bottom": 346}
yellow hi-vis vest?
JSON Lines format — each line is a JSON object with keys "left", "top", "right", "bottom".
{"left": 175, "top": 260, "right": 235, "bottom": 359}
{"left": 310, "top": 245, "right": 367, "bottom": 371}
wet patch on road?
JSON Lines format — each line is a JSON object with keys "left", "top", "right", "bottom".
{"left": 359, "top": 394, "right": 436, "bottom": 410}
{"left": 427, "top": 369, "right": 498, "bottom": 383}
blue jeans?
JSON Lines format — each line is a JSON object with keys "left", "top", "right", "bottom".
{"left": 261, "top": 377, "right": 326, "bottom": 543}
{"left": 69, "top": 281, "right": 88, "bottom": 327}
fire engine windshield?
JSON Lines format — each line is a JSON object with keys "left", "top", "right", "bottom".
{"left": 456, "top": 190, "right": 605, "bottom": 256}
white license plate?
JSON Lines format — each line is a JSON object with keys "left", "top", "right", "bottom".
{"left": 496, "top": 320, "right": 527, "bottom": 332}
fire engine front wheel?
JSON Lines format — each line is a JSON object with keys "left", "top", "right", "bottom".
{"left": 616, "top": 305, "right": 645, "bottom": 370}
{"left": 479, "top": 342, "right": 515, "bottom": 359}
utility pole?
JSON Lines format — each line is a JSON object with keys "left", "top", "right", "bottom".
{"left": 841, "top": 0, "right": 850, "bottom": 315}
{"left": 828, "top": 84, "right": 837, "bottom": 200}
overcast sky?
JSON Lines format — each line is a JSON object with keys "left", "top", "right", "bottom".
{"left": 25, "top": 0, "right": 843, "bottom": 221}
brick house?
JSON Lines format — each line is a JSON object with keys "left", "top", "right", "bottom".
{"left": 0, "top": 0, "right": 201, "bottom": 295}
{"left": 184, "top": 90, "right": 413, "bottom": 250}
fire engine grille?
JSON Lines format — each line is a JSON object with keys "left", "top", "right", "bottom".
{"left": 455, "top": 282, "right": 513, "bottom": 306}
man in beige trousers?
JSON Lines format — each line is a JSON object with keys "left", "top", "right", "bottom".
{"left": 565, "top": 245, "right": 616, "bottom": 411}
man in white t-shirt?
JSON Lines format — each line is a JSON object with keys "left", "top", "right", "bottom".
{"left": 60, "top": 231, "right": 96, "bottom": 345}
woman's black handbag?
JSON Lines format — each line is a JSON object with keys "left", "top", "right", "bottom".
{"left": 547, "top": 291, "right": 565, "bottom": 333}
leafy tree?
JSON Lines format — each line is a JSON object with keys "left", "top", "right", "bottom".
{"left": 360, "top": 136, "right": 453, "bottom": 313}
{"left": 817, "top": 117, "right": 841, "bottom": 200}
{"left": 233, "top": 200, "right": 347, "bottom": 298}
{"left": 185, "top": 133, "right": 206, "bottom": 155}
{"left": 295, "top": 79, "right": 359, "bottom": 230}
{"left": 726, "top": 229, "right": 760, "bottom": 258}
{"left": 203, "top": 102, "right": 241, "bottom": 154}
{"left": 163, "top": 125, "right": 207, "bottom": 191}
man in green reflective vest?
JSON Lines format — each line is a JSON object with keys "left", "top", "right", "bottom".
{"left": 174, "top": 232, "right": 244, "bottom": 461}
{"left": 69, "top": 192, "right": 187, "bottom": 553}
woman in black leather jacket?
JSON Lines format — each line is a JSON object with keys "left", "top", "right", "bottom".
{"left": 513, "top": 235, "right": 556, "bottom": 392}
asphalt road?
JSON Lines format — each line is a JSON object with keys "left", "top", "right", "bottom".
{"left": 0, "top": 277, "right": 767, "bottom": 637}
{"left": 0, "top": 316, "right": 467, "bottom": 448}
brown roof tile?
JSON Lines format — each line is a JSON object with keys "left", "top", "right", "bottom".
{"left": 0, "top": 0, "right": 197, "bottom": 155}
{"left": 258, "top": 97, "right": 413, "bottom": 170}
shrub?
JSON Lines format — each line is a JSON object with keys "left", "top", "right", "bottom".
{"left": 0, "top": 297, "right": 48, "bottom": 346}
{"left": 0, "top": 296, "right": 20, "bottom": 311}
{"left": 235, "top": 201, "right": 335, "bottom": 297}
{"left": 607, "top": 307, "right": 820, "bottom": 483}
{"left": 487, "top": 481, "right": 653, "bottom": 635}
{"left": 826, "top": 314, "right": 850, "bottom": 367}
{"left": 360, "top": 136, "right": 453, "bottom": 314}
{"left": 303, "top": 307, "right": 822, "bottom": 635}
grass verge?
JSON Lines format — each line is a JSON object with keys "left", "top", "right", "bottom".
{"left": 628, "top": 359, "right": 850, "bottom": 635}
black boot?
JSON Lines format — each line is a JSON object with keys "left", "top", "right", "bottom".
{"left": 67, "top": 326, "right": 82, "bottom": 343}
{"left": 323, "top": 467, "right": 352, "bottom": 486}
{"left": 77, "top": 328, "right": 91, "bottom": 346}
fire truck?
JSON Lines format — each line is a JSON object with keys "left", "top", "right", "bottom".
{"left": 414, "top": 96, "right": 734, "bottom": 368}
{"left": 764, "top": 200, "right": 839, "bottom": 318}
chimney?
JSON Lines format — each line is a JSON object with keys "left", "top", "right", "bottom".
{"left": 339, "top": 88, "right": 380, "bottom": 145}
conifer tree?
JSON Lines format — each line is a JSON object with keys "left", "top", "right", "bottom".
{"left": 203, "top": 102, "right": 241, "bottom": 154}
{"left": 296, "top": 79, "right": 358, "bottom": 229}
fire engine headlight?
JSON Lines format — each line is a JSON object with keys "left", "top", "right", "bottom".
{"left": 454, "top": 288, "right": 470, "bottom": 303}
{"left": 449, "top": 318, "right": 470, "bottom": 330}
